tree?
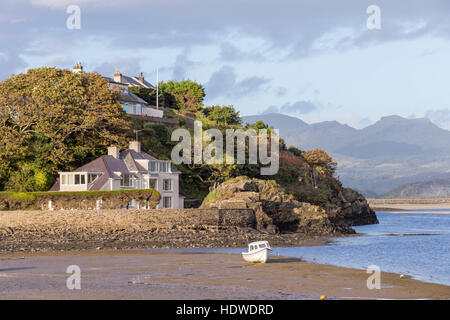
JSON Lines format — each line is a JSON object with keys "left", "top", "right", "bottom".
{"left": 287, "top": 145, "right": 302, "bottom": 157}
{"left": 159, "top": 80, "right": 205, "bottom": 113}
{"left": 128, "top": 86, "right": 158, "bottom": 105}
{"left": 302, "top": 148, "right": 337, "bottom": 188}
{"left": 0, "top": 67, "right": 131, "bottom": 191}
{"left": 202, "top": 105, "right": 242, "bottom": 127}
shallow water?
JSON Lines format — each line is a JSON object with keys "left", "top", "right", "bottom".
{"left": 176, "top": 211, "right": 450, "bottom": 286}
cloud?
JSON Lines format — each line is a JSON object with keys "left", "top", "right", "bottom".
{"left": 8, "top": 0, "right": 450, "bottom": 63}
{"left": 205, "top": 66, "right": 270, "bottom": 100}
{"left": 425, "top": 109, "right": 450, "bottom": 130}
{"left": 44, "top": 54, "right": 74, "bottom": 67}
{"left": 261, "top": 105, "right": 280, "bottom": 114}
{"left": 0, "top": 52, "right": 27, "bottom": 79}
{"left": 93, "top": 56, "right": 143, "bottom": 78}
{"left": 171, "top": 49, "right": 198, "bottom": 81}
{"left": 262, "top": 100, "right": 318, "bottom": 115}
{"left": 218, "top": 42, "right": 266, "bottom": 62}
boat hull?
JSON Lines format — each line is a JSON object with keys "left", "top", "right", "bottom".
{"left": 241, "top": 248, "right": 272, "bottom": 263}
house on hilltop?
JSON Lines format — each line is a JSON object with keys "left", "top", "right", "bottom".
{"left": 72, "top": 63, "right": 164, "bottom": 119}
{"left": 50, "top": 140, "right": 184, "bottom": 209}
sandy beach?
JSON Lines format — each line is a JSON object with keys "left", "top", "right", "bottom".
{"left": 371, "top": 204, "right": 450, "bottom": 211}
{"left": 0, "top": 250, "right": 448, "bottom": 300}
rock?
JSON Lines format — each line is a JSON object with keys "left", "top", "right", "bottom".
{"left": 201, "top": 176, "right": 354, "bottom": 235}
{"left": 329, "top": 188, "right": 378, "bottom": 226}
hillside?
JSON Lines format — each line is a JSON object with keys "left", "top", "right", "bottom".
{"left": 242, "top": 113, "right": 450, "bottom": 195}
{"left": 385, "top": 178, "right": 450, "bottom": 198}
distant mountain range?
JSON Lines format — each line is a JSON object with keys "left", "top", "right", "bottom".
{"left": 385, "top": 178, "right": 450, "bottom": 198}
{"left": 243, "top": 113, "right": 450, "bottom": 197}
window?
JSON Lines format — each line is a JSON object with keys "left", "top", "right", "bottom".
{"left": 120, "top": 174, "right": 133, "bottom": 187}
{"left": 149, "top": 179, "right": 157, "bottom": 189}
{"left": 259, "top": 244, "right": 266, "bottom": 249}
{"left": 88, "top": 173, "right": 100, "bottom": 184}
{"left": 163, "top": 179, "right": 172, "bottom": 191}
{"left": 149, "top": 161, "right": 158, "bottom": 173}
{"left": 61, "top": 175, "right": 66, "bottom": 185}
{"left": 159, "top": 162, "right": 168, "bottom": 172}
{"left": 163, "top": 196, "right": 172, "bottom": 209}
{"left": 74, "top": 174, "right": 86, "bottom": 185}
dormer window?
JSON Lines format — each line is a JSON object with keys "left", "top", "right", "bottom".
{"left": 149, "top": 161, "right": 158, "bottom": 173}
{"left": 160, "top": 162, "right": 169, "bottom": 173}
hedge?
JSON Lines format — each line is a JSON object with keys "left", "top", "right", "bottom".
{"left": 0, "top": 189, "right": 161, "bottom": 211}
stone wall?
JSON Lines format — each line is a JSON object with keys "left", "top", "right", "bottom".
{"left": 0, "top": 208, "right": 256, "bottom": 239}
{"left": 0, "top": 208, "right": 264, "bottom": 253}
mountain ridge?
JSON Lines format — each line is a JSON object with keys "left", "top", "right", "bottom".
{"left": 242, "top": 113, "right": 450, "bottom": 195}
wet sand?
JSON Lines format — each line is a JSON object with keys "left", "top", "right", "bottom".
{"left": 0, "top": 250, "right": 449, "bottom": 300}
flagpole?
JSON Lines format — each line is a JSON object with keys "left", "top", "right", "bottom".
{"left": 156, "top": 68, "right": 159, "bottom": 110}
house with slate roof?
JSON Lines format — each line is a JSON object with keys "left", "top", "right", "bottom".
{"left": 50, "top": 141, "right": 184, "bottom": 209}
{"left": 72, "top": 63, "right": 163, "bottom": 119}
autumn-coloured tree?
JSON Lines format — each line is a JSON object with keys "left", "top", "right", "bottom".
{"left": 0, "top": 67, "right": 131, "bottom": 191}
{"left": 302, "top": 148, "right": 337, "bottom": 188}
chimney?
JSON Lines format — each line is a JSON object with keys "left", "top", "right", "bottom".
{"left": 72, "top": 62, "right": 83, "bottom": 73}
{"left": 114, "top": 71, "right": 123, "bottom": 83}
{"left": 129, "top": 141, "right": 141, "bottom": 153}
{"left": 108, "top": 146, "right": 120, "bottom": 159}
{"left": 139, "top": 72, "right": 144, "bottom": 83}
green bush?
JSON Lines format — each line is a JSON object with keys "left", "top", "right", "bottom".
{"left": 0, "top": 189, "right": 161, "bottom": 211}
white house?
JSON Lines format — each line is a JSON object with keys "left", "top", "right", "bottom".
{"left": 50, "top": 141, "right": 184, "bottom": 209}
{"left": 71, "top": 63, "right": 164, "bottom": 118}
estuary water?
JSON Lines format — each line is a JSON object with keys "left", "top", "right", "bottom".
{"left": 185, "top": 210, "right": 450, "bottom": 286}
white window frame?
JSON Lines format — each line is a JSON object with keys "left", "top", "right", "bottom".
{"left": 149, "top": 161, "right": 158, "bottom": 173}
{"left": 163, "top": 196, "right": 172, "bottom": 209}
{"left": 159, "top": 162, "right": 169, "bottom": 173}
{"left": 120, "top": 174, "right": 133, "bottom": 187}
{"left": 162, "top": 179, "right": 172, "bottom": 192}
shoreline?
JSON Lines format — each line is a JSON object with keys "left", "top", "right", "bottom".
{"left": 0, "top": 233, "right": 338, "bottom": 254}
{"left": 0, "top": 249, "right": 448, "bottom": 300}
{"left": 0, "top": 209, "right": 348, "bottom": 254}
{"left": 369, "top": 199, "right": 450, "bottom": 211}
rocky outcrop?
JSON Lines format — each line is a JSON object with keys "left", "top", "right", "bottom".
{"left": 329, "top": 188, "right": 379, "bottom": 226}
{"left": 201, "top": 176, "right": 354, "bottom": 235}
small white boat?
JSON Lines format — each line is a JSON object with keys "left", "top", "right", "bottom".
{"left": 242, "top": 241, "right": 272, "bottom": 263}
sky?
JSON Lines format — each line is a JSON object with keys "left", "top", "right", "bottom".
{"left": 1, "top": 0, "right": 450, "bottom": 129}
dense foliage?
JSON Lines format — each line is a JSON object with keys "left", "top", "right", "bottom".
{"left": 0, "top": 67, "right": 131, "bottom": 191}
{"left": 158, "top": 80, "right": 205, "bottom": 113}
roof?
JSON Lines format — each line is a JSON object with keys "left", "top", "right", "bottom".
{"left": 50, "top": 147, "right": 179, "bottom": 191}
{"left": 248, "top": 241, "right": 270, "bottom": 246}
{"left": 118, "top": 90, "right": 148, "bottom": 105}
{"left": 122, "top": 75, "right": 155, "bottom": 89}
